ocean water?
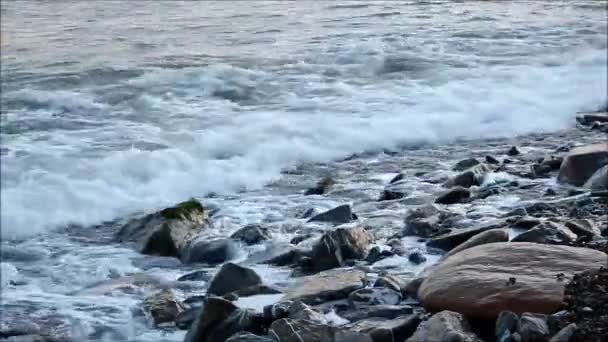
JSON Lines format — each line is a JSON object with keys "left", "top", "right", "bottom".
{"left": 1, "top": 1, "right": 607, "bottom": 341}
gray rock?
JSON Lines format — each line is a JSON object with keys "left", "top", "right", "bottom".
{"left": 583, "top": 164, "right": 608, "bottom": 191}
{"left": 207, "top": 263, "right": 262, "bottom": 296}
{"left": 443, "top": 164, "right": 491, "bottom": 188}
{"left": 408, "top": 251, "right": 427, "bottom": 265}
{"left": 142, "top": 288, "right": 183, "bottom": 326}
{"left": 444, "top": 228, "right": 509, "bottom": 258}
{"left": 495, "top": 311, "right": 519, "bottom": 341}
{"left": 435, "top": 186, "right": 471, "bottom": 205}
{"left": 564, "top": 219, "right": 601, "bottom": 239}
{"left": 225, "top": 332, "right": 276, "bottom": 342}
{"left": 365, "top": 247, "right": 394, "bottom": 264}
{"left": 426, "top": 220, "right": 506, "bottom": 251}
{"left": 340, "top": 305, "right": 414, "bottom": 322}
{"left": 406, "top": 310, "right": 482, "bottom": 342}
{"left": 181, "top": 238, "right": 238, "bottom": 265}
{"left": 557, "top": 143, "right": 608, "bottom": 186}
{"left": 230, "top": 224, "right": 271, "bottom": 245}
{"left": 516, "top": 313, "right": 549, "bottom": 342}
{"left": 508, "top": 146, "right": 520, "bottom": 156}
{"left": 453, "top": 158, "right": 480, "bottom": 171}
{"left": 283, "top": 269, "right": 366, "bottom": 305}
{"left": 310, "top": 226, "right": 372, "bottom": 271}
{"left": 308, "top": 205, "right": 356, "bottom": 224}
{"left": 304, "top": 177, "right": 335, "bottom": 195}
{"left": 176, "top": 306, "right": 203, "bottom": 330}
{"left": 234, "top": 284, "right": 282, "bottom": 297}
{"left": 548, "top": 323, "right": 576, "bottom": 342}
{"left": 269, "top": 319, "right": 371, "bottom": 342}
{"left": 178, "top": 270, "right": 211, "bottom": 282}
{"left": 373, "top": 274, "right": 409, "bottom": 294}
{"left": 486, "top": 155, "right": 500, "bottom": 164}
{"left": 348, "top": 288, "right": 402, "bottom": 307}
{"left": 369, "top": 315, "right": 422, "bottom": 342}
{"left": 511, "top": 222, "right": 577, "bottom": 245}
{"left": 402, "top": 204, "right": 455, "bottom": 237}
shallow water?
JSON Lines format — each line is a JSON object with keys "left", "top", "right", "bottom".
{"left": 1, "top": 1, "right": 607, "bottom": 341}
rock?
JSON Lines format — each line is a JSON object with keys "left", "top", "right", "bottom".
{"left": 548, "top": 323, "right": 576, "bottom": 342}
{"left": 516, "top": 313, "right": 549, "bottom": 342}
{"left": 365, "top": 247, "right": 394, "bottom": 264}
{"left": 349, "top": 315, "right": 422, "bottom": 342}
{"left": 453, "top": 158, "right": 480, "bottom": 171}
{"left": 310, "top": 226, "right": 372, "bottom": 271}
{"left": 348, "top": 288, "right": 402, "bottom": 307}
{"left": 406, "top": 311, "right": 482, "bottom": 342}
{"left": 207, "top": 263, "right": 262, "bottom": 296}
{"left": 283, "top": 269, "right": 366, "bottom": 305}
{"left": 576, "top": 112, "right": 608, "bottom": 125}
{"left": 142, "top": 289, "right": 183, "bottom": 326}
{"left": 0, "top": 321, "right": 41, "bottom": 338}
{"left": 339, "top": 305, "right": 414, "bottom": 322}
{"left": 263, "top": 249, "right": 305, "bottom": 267}
{"left": 564, "top": 219, "right": 601, "bottom": 239}
{"left": 435, "top": 186, "right": 471, "bottom": 204}
{"left": 304, "top": 177, "right": 335, "bottom": 195}
{"left": 389, "top": 173, "right": 405, "bottom": 184}
{"left": 444, "top": 164, "right": 491, "bottom": 189}
{"left": 408, "top": 251, "right": 426, "bottom": 265}
{"left": 378, "top": 189, "right": 405, "bottom": 201}
{"left": 544, "top": 188, "right": 557, "bottom": 197}
{"left": 180, "top": 238, "right": 238, "bottom": 265}
{"left": 511, "top": 221, "right": 577, "bottom": 245}
{"left": 176, "top": 306, "right": 203, "bottom": 330}
{"left": 496, "top": 311, "right": 519, "bottom": 341}
{"left": 230, "top": 224, "right": 271, "bottom": 245}
{"left": 307, "top": 205, "right": 356, "bottom": 225}
{"left": 508, "top": 146, "right": 520, "bottom": 156}
{"left": 486, "top": 155, "right": 500, "bottom": 164}
{"left": 509, "top": 217, "right": 541, "bottom": 230}
{"left": 178, "top": 270, "right": 211, "bottom": 282}
{"left": 225, "top": 332, "right": 276, "bottom": 342}
{"left": 269, "top": 318, "right": 372, "bottom": 342}
{"left": 426, "top": 220, "right": 506, "bottom": 251}
{"left": 184, "top": 297, "right": 264, "bottom": 342}
{"left": 402, "top": 204, "right": 456, "bottom": 238}
{"left": 116, "top": 198, "right": 206, "bottom": 258}
{"left": 444, "top": 228, "right": 509, "bottom": 258}
{"left": 583, "top": 164, "right": 608, "bottom": 191}
{"left": 374, "top": 274, "right": 407, "bottom": 294}
{"left": 546, "top": 310, "right": 569, "bottom": 335}
{"left": 418, "top": 243, "right": 608, "bottom": 319}
{"left": 557, "top": 143, "right": 608, "bottom": 186}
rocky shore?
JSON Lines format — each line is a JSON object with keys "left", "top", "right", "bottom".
{"left": 2, "top": 111, "right": 607, "bottom": 342}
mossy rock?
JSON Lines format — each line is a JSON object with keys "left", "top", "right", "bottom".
{"left": 160, "top": 198, "right": 204, "bottom": 220}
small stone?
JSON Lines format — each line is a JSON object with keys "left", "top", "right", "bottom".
{"left": 230, "top": 224, "right": 271, "bottom": 245}
{"left": 508, "top": 146, "right": 520, "bottom": 156}
{"left": 207, "top": 263, "right": 262, "bottom": 296}
{"left": 486, "top": 155, "right": 500, "bottom": 164}
{"left": 348, "top": 287, "right": 402, "bottom": 307}
{"left": 180, "top": 238, "right": 238, "bottom": 265}
{"left": 516, "top": 313, "right": 549, "bottom": 342}
{"left": 142, "top": 289, "right": 183, "bottom": 326}
{"left": 307, "top": 204, "right": 356, "bottom": 225}
{"left": 435, "top": 186, "right": 471, "bottom": 205}
{"left": 496, "top": 311, "right": 519, "bottom": 340}
{"left": 408, "top": 251, "right": 426, "bottom": 265}
{"left": 548, "top": 323, "right": 577, "bottom": 342}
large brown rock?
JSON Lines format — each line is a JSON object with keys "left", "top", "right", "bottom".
{"left": 283, "top": 269, "right": 366, "bottom": 305}
{"left": 557, "top": 143, "right": 608, "bottom": 186}
{"left": 418, "top": 242, "right": 607, "bottom": 320}
{"left": 310, "top": 227, "right": 372, "bottom": 271}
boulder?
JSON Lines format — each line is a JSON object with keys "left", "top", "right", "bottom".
{"left": 180, "top": 238, "right": 238, "bottom": 265}
{"left": 378, "top": 189, "right": 406, "bottom": 201}
{"left": 207, "top": 263, "right": 262, "bottom": 296}
{"left": 486, "top": 155, "right": 500, "bottom": 164}
{"left": 283, "top": 269, "right": 366, "bottom": 305}
{"left": 339, "top": 305, "right": 414, "bottom": 322}
{"left": 230, "top": 224, "right": 271, "bottom": 245}
{"left": 576, "top": 112, "right": 608, "bottom": 125}
{"left": 373, "top": 273, "right": 409, "bottom": 294}
{"left": 402, "top": 204, "right": 456, "bottom": 238}
{"left": 508, "top": 146, "right": 520, "bottom": 156}
{"left": 583, "top": 164, "right": 608, "bottom": 191}
{"left": 176, "top": 306, "right": 203, "bottom": 330}
{"left": 445, "top": 228, "right": 509, "bottom": 258}
{"left": 304, "top": 177, "right": 335, "bottom": 195}
{"left": 495, "top": 311, "right": 519, "bottom": 342}
{"left": 348, "top": 288, "right": 402, "bottom": 307}
{"left": 406, "top": 311, "right": 482, "bottom": 342}
{"left": 426, "top": 220, "right": 507, "bottom": 251}
{"left": 453, "top": 158, "right": 480, "bottom": 171}
{"left": 310, "top": 227, "right": 372, "bottom": 271}
{"left": 557, "top": 143, "right": 608, "bottom": 186}
{"left": 444, "top": 164, "right": 491, "bottom": 189}
{"left": 564, "top": 219, "right": 601, "bottom": 239}
{"left": 142, "top": 289, "right": 183, "bottom": 326}
{"left": 269, "top": 319, "right": 372, "bottom": 342}
{"left": 516, "top": 313, "right": 549, "bottom": 342}
{"left": 308, "top": 205, "right": 356, "bottom": 224}
{"left": 116, "top": 198, "right": 206, "bottom": 258}
{"left": 389, "top": 173, "right": 405, "bottom": 184}
{"left": 225, "top": 332, "right": 276, "bottom": 342}
{"left": 511, "top": 221, "right": 577, "bottom": 245}
{"left": 435, "top": 186, "right": 471, "bottom": 204}
{"left": 408, "top": 251, "right": 426, "bottom": 265}
{"left": 418, "top": 242, "right": 608, "bottom": 319}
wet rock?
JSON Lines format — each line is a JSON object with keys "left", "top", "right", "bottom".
{"left": 444, "top": 228, "right": 509, "bottom": 258}
{"left": 310, "top": 226, "right": 372, "bottom": 271}
{"left": 511, "top": 221, "right": 577, "bottom": 245}
{"left": 408, "top": 251, "right": 426, "bottom": 265}
{"left": 524, "top": 202, "right": 558, "bottom": 217}
{"left": 435, "top": 186, "right": 471, "bottom": 204}
{"left": 178, "top": 270, "right": 211, "bottom": 282}
{"left": 290, "top": 233, "right": 314, "bottom": 245}
{"left": 0, "top": 321, "right": 41, "bottom": 338}
{"left": 453, "top": 158, "right": 480, "bottom": 171}
{"left": 426, "top": 220, "right": 506, "bottom": 251}
{"left": 443, "top": 164, "right": 491, "bottom": 189}
{"left": 180, "top": 238, "right": 238, "bottom": 265}
{"left": 225, "top": 332, "right": 276, "bottom": 342}
{"left": 378, "top": 189, "right": 405, "bottom": 201}
{"left": 207, "top": 263, "right": 262, "bottom": 296}
{"left": 496, "top": 311, "right": 519, "bottom": 341}
{"left": 348, "top": 288, "right": 402, "bottom": 307}
{"left": 406, "top": 311, "right": 482, "bottom": 342}
{"left": 374, "top": 274, "right": 407, "bottom": 294}
{"left": 557, "top": 143, "right": 608, "bottom": 186}
{"left": 576, "top": 112, "right": 608, "bottom": 125}
{"left": 365, "top": 247, "right": 394, "bottom": 263}
{"left": 116, "top": 198, "right": 206, "bottom": 258}
{"left": 283, "top": 269, "right": 366, "bottom": 305}
{"left": 546, "top": 310, "right": 569, "bottom": 335}
{"left": 223, "top": 292, "right": 239, "bottom": 301}
{"left": 142, "top": 289, "right": 183, "bottom": 326}
{"left": 505, "top": 207, "right": 528, "bottom": 218}
{"left": 508, "top": 146, "right": 520, "bottom": 156}
{"left": 509, "top": 217, "right": 541, "bottom": 230}
{"left": 516, "top": 313, "right": 549, "bottom": 342}
{"left": 349, "top": 314, "right": 422, "bottom": 342}
{"left": 269, "top": 318, "right": 372, "bottom": 342}
{"left": 583, "top": 164, "right": 608, "bottom": 191}
{"left": 230, "top": 224, "right": 271, "bottom": 245}
{"left": 548, "top": 323, "right": 576, "bottom": 342}
{"left": 402, "top": 204, "right": 456, "bottom": 238}
{"left": 544, "top": 188, "right": 557, "bottom": 197}
{"left": 308, "top": 204, "right": 356, "bottom": 225}
{"left": 418, "top": 242, "right": 607, "bottom": 319}
{"left": 340, "top": 305, "right": 414, "bottom": 322}
{"left": 184, "top": 297, "right": 264, "bottom": 342}
{"left": 300, "top": 208, "right": 319, "bottom": 219}
{"left": 389, "top": 173, "right": 405, "bottom": 184}
{"left": 176, "top": 306, "right": 203, "bottom": 330}
{"left": 304, "top": 177, "right": 335, "bottom": 195}
{"left": 564, "top": 219, "right": 601, "bottom": 239}
{"left": 486, "top": 155, "right": 500, "bottom": 164}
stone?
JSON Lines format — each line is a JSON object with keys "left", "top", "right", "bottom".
{"left": 184, "top": 297, "right": 264, "bottom": 342}
{"left": 486, "top": 155, "right": 500, "bottom": 164}
{"left": 453, "top": 158, "right": 480, "bottom": 171}
{"left": 178, "top": 270, "right": 211, "bottom": 282}
{"left": 369, "top": 315, "right": 422, "bottom": 342}
{"left": 402, "top": 204, "right": 455, "bottom": 238}
{"left": 389, "top": 173, "right": 405, "bottom": 184}
{"left": 290, "top": 233, "right": 314, "bottom": 245}
{"left": 269, "top": 319, "right": 372, "bottom": 342}
{"left": 444, "top": 164, "right": 491, "bottom": 189}
{"left": 230, "top": 224, "right": 271, "bottom": 245}
{"left": 445, "top": 228, "right": 509, "bottom": 258}
{"left": 511, "top": 221, "right": 577, "bottom": 244}
{"left": 583, "top": 164, "right": 608, "bottom": 191}
{"left": 557, "top": 143, "right": 608, "bottom": 186}
{"left": 508, "top": 146, "right": 520, "bottom": 156}
{"left": 406, "top": 311, "right": 482, "bottom": 342}
{"left": 116, "top": 198, "right": 206, "bottom": 258}
{"left": 378, "top": 189, "right": 405, "bottom": 201}
{"left": 225, "top": 332, "right": 276, "bottom": 342}
{"left": 564, "top": 219, "right": 601, "bottom": 239}
{"left": 495, "top": 311, "right": 519, "bottom": 341}
{"left": 176, "top": 306, "right": 203, "bottom": 330}
{"left": 310, "top": 226, "right": 372, "bottom": 271}
{"left": 339, "top": 305, "right": 414, "bottom": 322}
{"left": 263, "top": 249, "right": 305, "bottom": 267}
{"left": 348, "top": 288, "right": 402, "bottom": 307}
{"left": 374, "top": 274, "right": 407, "bottom": 294}
{"left": 142, "top": 289, "right": 183, "bottom": 326}
{"left": 304, "top": 177, "right": 335, "bottom": 195}
{"left": 365, "top": 247, "right": 394, "bottom": 264}
{"left": 308, "top": 205, "right": 356, "bottom": 225}
{"left": 576, "top": 112, "right": 608, "bottom": 125}
{"left": 435, "top": 186, "right": 471, "bottom": 205}
{"left": 418, "top": 242, "right": 608, "bottom": 319}
{"left": 516, "top": 313, "right": 549, "bottom": 342}
{"left": 548, "top": 323, "right": 576, "bottom": 342}
{"left": 283, "top": 269, "right": 366, "bottom": 305}
{"left": 180, "top": 238, "right": 238, "bottom": 265}
{"left": 207, "top": 263, "right": 262, "bottom": 296}
{"left": 508, "top": 217, "right": 541, "bottom": 230}
{"left": 426, "top": 220, "right": 506, "bottom": 251}
{"left": 408, "top": 251, "right": 426, "bottom": 265}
